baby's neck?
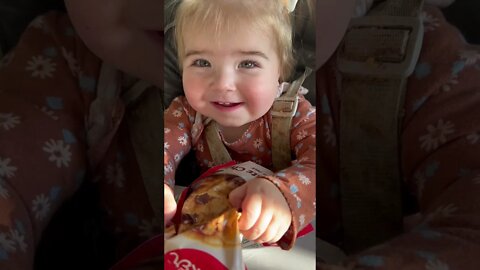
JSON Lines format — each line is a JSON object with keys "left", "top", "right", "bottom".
{"left": 218, "top": 123, "right": 251, "bottom": 144}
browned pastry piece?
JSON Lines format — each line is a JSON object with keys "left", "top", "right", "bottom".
{"left": 183, "top": 208, "right": 241, "bottom": 247}
{"left": 178, "top": 174, "right": 245, "bottom": 234}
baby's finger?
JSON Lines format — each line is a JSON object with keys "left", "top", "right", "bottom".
{"left": 238, "top": 192, "right": 263, "bottom": 231}
{"left": 244, "top": 210, "right": 273, "bottom": 241}
{"left": 270, "top": 225, "right": 285, "bottom": 243}
{"left": 272, "top": 218, "right": 292, "bottom": 243}
{"left": 228, "top": 183, "right": 247, "bottom": 210}
{"left": 256, "top": 217, "right": 278, "bottom": 243}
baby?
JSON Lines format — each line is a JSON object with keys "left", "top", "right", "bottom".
{"left": 163, "top": 0, "right": 316, "bottom": 250}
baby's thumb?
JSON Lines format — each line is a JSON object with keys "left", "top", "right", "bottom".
{"left": 228, "top": 184, "right": 247, "bottom": 211}
{"left": 164, "top": 187, "right": 177, "bottom": 226}
{"left": 164, "top": 202, "right": 176, "bottom": 226}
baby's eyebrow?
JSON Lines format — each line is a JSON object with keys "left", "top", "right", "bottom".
{"left": 185, "top": 50, "right": 208, "bottom": 57}
{"left": 184, "top": 50, "right": 269, "bottom": 60}
{"left": 238, "top": 51, "right": 269, "bottom": 60}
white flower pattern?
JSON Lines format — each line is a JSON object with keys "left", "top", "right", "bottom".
{"left": 42, "top": 139, "right": 72, "bottom": 168}
{"left": 441, "top": 74, "right": 458, "bottom": 92}
{"left": 0, "top": 113, "right": 21, "bottom": 131}
{"left": 35, "top": 105, "right": 59, "bottom": 120}
{"left": 253, "top": 138, "right": 263, "bottom": 149}
{"left": 0, "top": 52, "right": 15, "bottom": 68}
{"left": 172, "top": 109, "right": 182, "bottom": 117}
{"left": 466, "top": 132, "right": 479, "bottom": 144}
{"left": 197, "top": 141, "right": 204, "bottom": 152}
{"left": 164, "top": 163, "right": 173, "bottom": 175}
{"left": 32, "top": 193, "right": 51, "bottom": 221}
{"left": 426, "top": 259, "right": 449, "bottom": 270}
{"left": 422, "top": 12, "right": 440, "bottom": 32}
{"left": 9, "top": 229, "right": 27, "bottom": 252}
{"left": 0, "top": 232, "right": 16, "bottom": 252}
{"left": 25, "top": 55, "right": 57, "bottom": 79}
{"left": 178, "top": 135, "right": 188, "bottom": 146}
{"left": 296, "top": 130, "right": 308, "bottom": 141}
{"left": 0, "top": 157, "right": 17, "bottom": 178}
{"left": 298, "top": 173, "right": 311, "bottom": 185}
{"left": 0, "top": 178, "right": 9, "bottom": 199}
{"left": 419, "top": 119, "right": 455, "bottom": 152}
{"left": 459, "top": 49, "right": 480, "bottom": 66}
{"left": 299, "top": 214, "right": 305, "bottom": 227}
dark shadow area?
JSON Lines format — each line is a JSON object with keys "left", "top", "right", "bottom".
{"left": 34, "top": 181, "right": 116, "bottom": 270}
{"left": 443, "top": 0, "right": 480, "bottom": 44}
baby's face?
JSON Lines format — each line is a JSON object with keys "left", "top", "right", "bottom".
{"left": 64, "top": 0, "right": 163, "bottom": 87}
{"left": 316, "top": 0, "right": 356, "bottom": 68}
{"left": 181, "top": 24, "right": 281, "bottom": 130}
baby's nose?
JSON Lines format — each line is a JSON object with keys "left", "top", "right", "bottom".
{"left": 212, "top": 69, "right": 236, "bottom": 92}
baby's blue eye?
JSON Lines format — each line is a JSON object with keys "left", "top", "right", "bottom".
{"left": 239, "top": 60, "right": 259, "bottom": 69}
{"left": 193, "top": 59, "right": 211, "bottom": 67}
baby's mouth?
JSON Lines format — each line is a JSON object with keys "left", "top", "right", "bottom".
{"left": 213, "top": 102, "right": 242, "bottom": 107}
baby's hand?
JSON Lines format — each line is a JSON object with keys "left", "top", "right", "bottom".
{"left": 228, "top": 178, "right": 291, "bottom": 244}
{"left": 164, "top": 184, "right": 177, "bottom": 226}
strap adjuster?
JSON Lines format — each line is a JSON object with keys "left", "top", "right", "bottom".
{"left": 338, "top": 15, "right": 423, "bottom": 78}
{"left": 271, "top": 96, "right": 299, "bottom": 118}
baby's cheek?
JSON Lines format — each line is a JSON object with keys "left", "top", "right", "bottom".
{"left": 247, "top": 94, "right": 274, "bottom": 117}
{"left": 183, "top": 79, "right": 205, "bottom": 105}
{"left": 245, "top": 84, "right": 276, "bottom": 106}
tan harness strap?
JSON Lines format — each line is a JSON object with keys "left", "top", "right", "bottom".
{"left": 205, "top": 121, "right": 233, "bottom": 165}
{"left": 124, "top": 81, "right": 164, "bottom": 220}
{"left": 271, "top": 68, "right": 311, "bottom": 171}
{"left": 337, "top": 0, "right": 424, "bottom": 253}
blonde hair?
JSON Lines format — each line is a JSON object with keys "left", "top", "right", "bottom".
{"left": 174, "top": 0, "right": 295, "bottom": 81}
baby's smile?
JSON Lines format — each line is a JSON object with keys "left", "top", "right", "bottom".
{"left": 212, "top": 101, "right": 244, "bottom": 111}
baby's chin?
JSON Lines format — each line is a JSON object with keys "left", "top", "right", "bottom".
{"left": 213, "top": 119, "right": 250, "bottom": 129}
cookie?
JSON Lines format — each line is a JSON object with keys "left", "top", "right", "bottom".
{"left": 179, "top": 174, "right": 245, "bottom": 233}
{"left": 182, "top": 208, "right": 241, "bottom": 247}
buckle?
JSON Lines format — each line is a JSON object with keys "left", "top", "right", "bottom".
{"left": 337, "top": 15, "right": 423, "bottom": 78}
{"left": 271, "top": 96, "right": 299, "bottom": 118}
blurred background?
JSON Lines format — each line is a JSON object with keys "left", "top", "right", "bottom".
{"left": 1, "top": 0, "right": 479, "bottom": 57}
